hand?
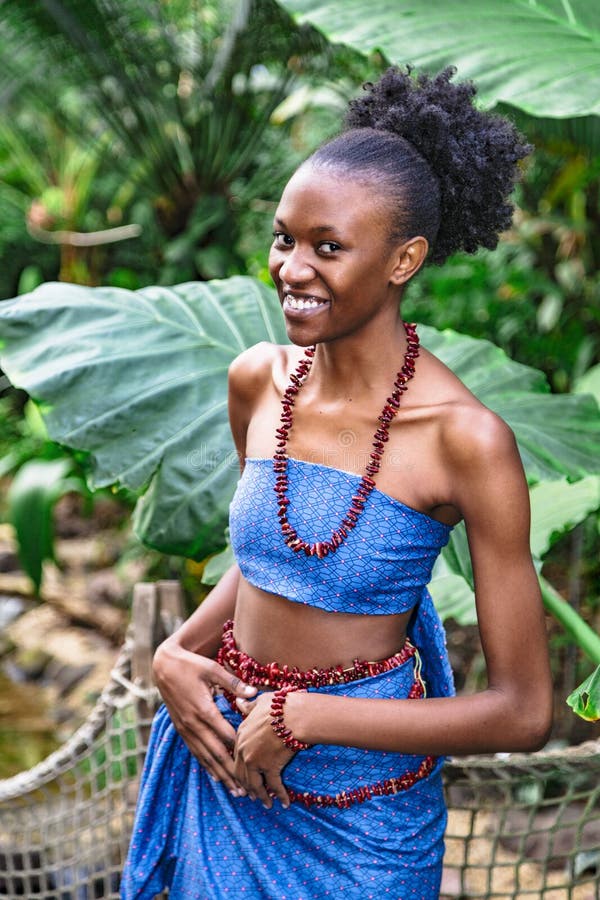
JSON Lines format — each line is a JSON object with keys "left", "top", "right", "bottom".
{"left": 234, "top": 693, "right": 295, "bottom": 808}
{"left": 152, "top": 635, "right": 257, "bottom": 795}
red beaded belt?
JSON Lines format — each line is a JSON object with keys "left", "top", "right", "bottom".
{"left": 216, "top": 620, "right": 436, "bottom": 808}
{"left": 217, "top": 619, "right": 425, "bottom": 694}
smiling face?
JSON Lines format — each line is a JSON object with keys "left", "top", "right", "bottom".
{"left": 268, "top": 164, "right": 424, "bottom": 348}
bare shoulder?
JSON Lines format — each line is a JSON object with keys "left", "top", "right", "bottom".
{"left": 442, "top": 398, "right": 518, "bottom": 472}
{"left": 228, "top": 342, "right": 287, "bottom": 401}
{"left": 413, "top": 350, "right": 525, "bottom": 525}
{"left": 418, "top": 348, "right": 518, "bottom": 467}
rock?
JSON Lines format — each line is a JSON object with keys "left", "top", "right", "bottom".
{"left": 5, "top": 604, "right": 120, "bottom": 717}
{"left": 44, "top": 660, "right": 95, "bottom": 697}
{"left": 9, "top": 646, "right": 52, "bottom": 680}
{"left": 0, "top": 573, "right": 31, "bottom": 600}
{"left": 0, "top": 595, "right": 27, "bottom": 630}
{"left": 440, "top": 867, "right": 464, "bottom": 897}
{"left": 53, "top": 492, "right": 129, "bottom": 538}
{"left": 40, "top": 563, "right": 127, "bottom": 642}
{"left": 54, "top": 534, "right": 122, "bottom": 571}
{"left": 0, "top": 550, "right": 20, "bottom": 573}
{"left": 0, "top": 634, "right": 15, "bottom": 658}
{"left": 498, "top": 802, "right": 600, "bottom": 870}
{"left": 86, "top": 568, "right": 127, "bottom": 608}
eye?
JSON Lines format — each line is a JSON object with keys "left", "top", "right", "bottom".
{"left": 318, "top": 241, "right": 342, "bottom": 255}
{"left": 272, "top": 231, "right": 294, "bottom": 248}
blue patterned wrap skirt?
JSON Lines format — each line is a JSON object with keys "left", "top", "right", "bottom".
{"left": 121, "top": 625, "right": 447, "bottom": 899}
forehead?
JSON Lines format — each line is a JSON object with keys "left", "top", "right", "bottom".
{"left": 275, "top": 164, "right": 390, "bottom": 235}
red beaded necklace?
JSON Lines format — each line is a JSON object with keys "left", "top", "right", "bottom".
{"left": 273, "top": 321, "right": 420, "bottom": 558}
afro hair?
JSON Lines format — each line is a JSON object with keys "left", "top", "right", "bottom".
{"left": 314, "top": 67, "right": 532, "bottom": 266}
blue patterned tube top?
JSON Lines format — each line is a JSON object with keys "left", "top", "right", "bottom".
{"left": 229, "top": 457, "right": 455, "bottom": 699}
{"left": 230, "top": 456, "right": 451, "bottom": 614}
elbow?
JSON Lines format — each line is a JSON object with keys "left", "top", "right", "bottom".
{"left": 491, "top": 683, "right": 553, "bottom": 753}
{"left": 516, "top": 715, "right": 553, "bottom": 753}
{"left": 506, "top": 699, "right": 553, "bottom": 753}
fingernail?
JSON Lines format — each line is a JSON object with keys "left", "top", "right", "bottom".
{"left": 262, "top": 803, "right": 271, "bottom": 810}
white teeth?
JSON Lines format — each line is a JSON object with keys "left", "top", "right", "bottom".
{"left": 285, "top": 294, "right": 327, "bottom": 310}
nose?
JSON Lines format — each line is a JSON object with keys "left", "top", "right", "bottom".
{"left": 276, "top": 246, "right": 315, "bottom": 286}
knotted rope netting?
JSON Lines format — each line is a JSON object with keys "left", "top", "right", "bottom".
{"left": 0, "top": 583, "right": 598, "bottom": 899}
{"left": 442, "top": 742, "right": 600, "bottom": 898}
{"left": 0, "top": 636, "right": 155, "bottom": 899}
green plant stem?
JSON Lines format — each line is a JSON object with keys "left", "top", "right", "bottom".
{"left": 539, "top": 575, "right": 600, "bottom": 665}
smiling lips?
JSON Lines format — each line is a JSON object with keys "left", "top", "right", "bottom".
{"left": 283, "top": 292, "right": 329, "bottom": 313}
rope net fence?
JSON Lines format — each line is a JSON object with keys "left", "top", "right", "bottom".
{"left": 0, "top": 638, "right": 154, "bottom": 899}
{"left": 0, "top": 582, "right": 598, "bottom": 899}
{"left": 442, "top": 743, "right": 600, "bottom": 899}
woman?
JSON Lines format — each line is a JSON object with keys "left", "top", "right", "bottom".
{"left": 122, "top": 67, "right": 552, "bottom": 899}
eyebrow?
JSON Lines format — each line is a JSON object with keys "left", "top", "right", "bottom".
{"left": 274, "top": 217, "right": 343, "bottom": 237}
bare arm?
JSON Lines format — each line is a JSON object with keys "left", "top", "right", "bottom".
{"left": 157, "top": 561, "right": 240, "bottom": 659}
{"left": 151, "top": 344, "right": 274, "bottom": 793}
{"left": 236, "top": 409, "right": 553, "bottom": 783}
{"left": 152, "top": 564, "right": 256, "bottom": 794}
{"left": 283, "top": 411, "right": 553, "bottom": 755}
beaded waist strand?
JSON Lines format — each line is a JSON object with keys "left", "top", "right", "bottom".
{"left": 216, "top": 620, "right": 436, "bottom": 809}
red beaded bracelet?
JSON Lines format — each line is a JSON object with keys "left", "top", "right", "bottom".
{"left": 269, "top": 685, "right": 311, "bottom": 752}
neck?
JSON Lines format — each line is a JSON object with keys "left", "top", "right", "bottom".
{"left": 308, "top": 315, "right": 411, "bottom": 402}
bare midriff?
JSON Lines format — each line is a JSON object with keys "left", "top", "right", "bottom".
{"left": 232, "top": 575, "right": 413, "bottom": 670}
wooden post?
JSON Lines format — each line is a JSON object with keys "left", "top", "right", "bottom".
{"left": 131, "top": 583, "right": 159, "bottom": 753}
{"left": 156, "top": 580, "right": 185, "bottom": 644}
{"left": 131, "top": 583, "right": 158, "bottom": 691}
{"left": 130, "top": 581, "right": 185, "bottom": 752}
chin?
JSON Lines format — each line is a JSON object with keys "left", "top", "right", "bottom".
{"left": 284, "top": 325, "right": 320, "bottom": 348}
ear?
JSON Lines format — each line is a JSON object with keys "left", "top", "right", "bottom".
{"left": 389, "top": 236, "right": 429, "bottom": 286}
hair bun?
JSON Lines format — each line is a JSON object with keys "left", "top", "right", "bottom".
{"left": 346, "top": 67, "right": 532, "bottom": 264}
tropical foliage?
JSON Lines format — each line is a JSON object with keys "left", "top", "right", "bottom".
{"left": 279, "top": 1, "right": 600, "bottom": 119}
{"left": 0, "top": 0, "right": 599, "bottom": 722}
{"left": 1, "top": 279, "right": 599, "bottom": 715}
{"left": 0, "top": 0, "right": 371, "bottom": 294}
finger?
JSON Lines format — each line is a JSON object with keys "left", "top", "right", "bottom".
{"left": 189, "top": 732, "right": 246, "bottom": 796}
{"left": 228, "top": 673, "right": 258, "bottom": 698}
{"left": 173, "top": 708, "right": 236, "bottom": 758}
{"left": 235, "top": 696, "right": 258, "bottom": 717}
{"left": 244, "top": 768, "right": 272, "bottom": 808}
{"left": 263, "top": 770, "right": 290, "bottom": 809}
{"left": 232, "top": 755, "right": 269, "bottom": 806}
{"left": 193, "top": 702, "right": 239, "bottom": 750}
{"left": 210, "top": 660, "right": 257, "bottom": 698}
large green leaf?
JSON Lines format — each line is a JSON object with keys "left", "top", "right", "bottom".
{"left": 529, "top": 476, "right": 600, "bottom": 558}
{"left": 575, "top": 363, "right": 600, "bottom": 402}
{"left": 567, "top": 665, "right": 600, "bottom": 722}
{"left": 419, "top": 325, "right": 600, "bottom": 484}
{"left": 0, "top": 280, "right": 599, "bottom": 560}
{"left": 279, "top": 0, "right": 600, "bottom": 118}
{"left": 7, "top": 457, "right": 79, "bottom": 593}
{"left": 432, "top": 476, "right": 600, "bottom": 626}
{"left": 0, "top": 278, "right": 287, "bottom": 557}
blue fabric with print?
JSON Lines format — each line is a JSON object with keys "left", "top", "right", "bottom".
{"left": 121, "top": 458, "right": 455, "bottom": 899}
{"left": 230, "top": 457, "right": 454, "bottom": 699}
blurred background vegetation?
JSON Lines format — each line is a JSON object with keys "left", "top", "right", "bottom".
{"left": 0, "top": 1, "right": 598, "bottom": 389}
{"left": 0, "top": 0, "right": 598, "bottom": 767}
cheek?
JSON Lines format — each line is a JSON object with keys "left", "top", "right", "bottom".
{"left": 268, "top": 247, "right": 281, "bottom": 282}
